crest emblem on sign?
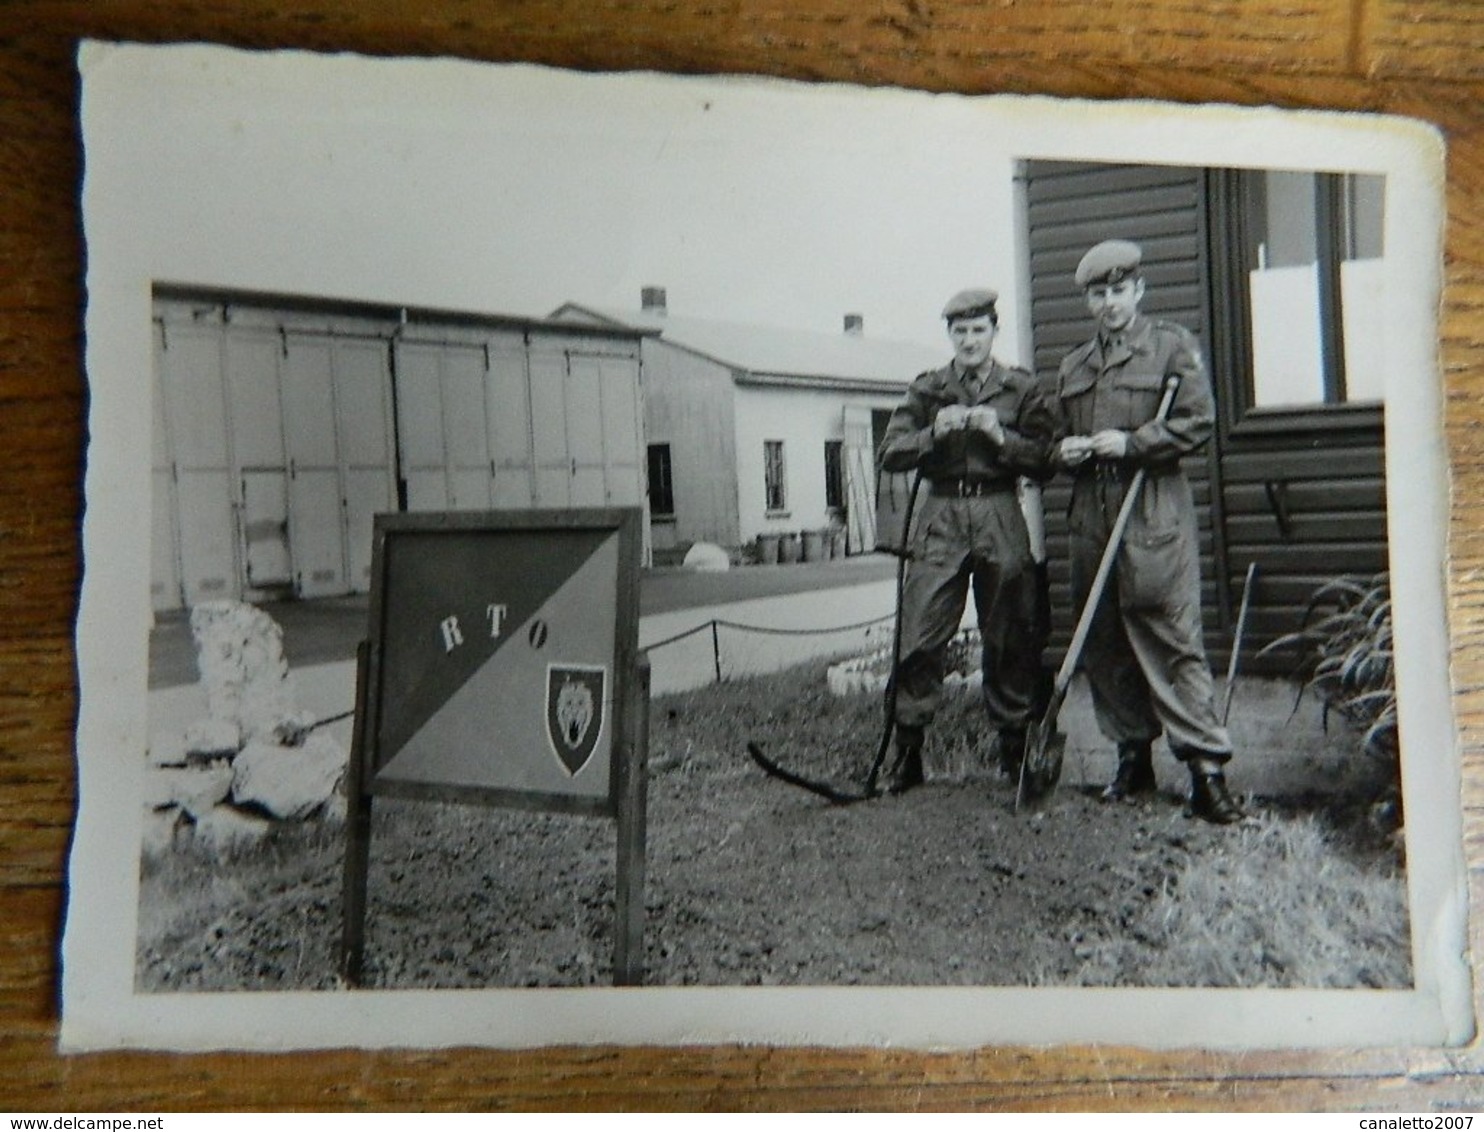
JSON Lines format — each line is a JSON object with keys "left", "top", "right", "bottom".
{"left": 545, "top": 664, "right": 606, "bottom": 776}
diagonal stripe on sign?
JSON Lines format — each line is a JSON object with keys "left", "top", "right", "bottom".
{"left": 374, "top": 531, "right": 618, "bottom": 798}
{"left": 373, "top": 527, "right": 610, "bottom": 770}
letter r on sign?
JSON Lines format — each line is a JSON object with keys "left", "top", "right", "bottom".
{"left": 440, "top": 615, "right": 464, "bottom": 653}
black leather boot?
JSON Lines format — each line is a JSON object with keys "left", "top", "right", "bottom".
{"left": 882, "top": 732, "right": 925, "bottom": 795}
{"left": 995, "top": 730, "right": 1026, "bottom": 780}
{"left": 1102, "top": 740, "right": 1156, "bottom": 801}
{"left": 1188, "top": 765, "right": 1244, "bottom": 825}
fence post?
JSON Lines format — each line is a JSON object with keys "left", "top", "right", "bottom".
{"left": 711, "top": 619, "right": 722, "bottom": 684}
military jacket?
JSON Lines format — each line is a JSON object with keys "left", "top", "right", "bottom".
{"left": 1057, "top": 315, "right": 1215, "bottom": 605}
{"left": 878, "top": 359, "right": 1056, "bottom": 484}
{"left": 1056, "top": 315, "right": 1215, "bottom": 468}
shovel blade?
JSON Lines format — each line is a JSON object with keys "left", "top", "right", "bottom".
{"left": 1017, "top": 718, "right": 1066, "bottom": 809}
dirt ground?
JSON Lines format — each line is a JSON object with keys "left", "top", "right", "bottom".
{"left": 137, "top": 662, "right": 1408, "bottom": 993}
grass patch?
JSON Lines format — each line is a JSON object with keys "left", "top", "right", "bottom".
{"left": 1068, "top": 812, "right": 1410, "bottom": 988}
{"left": 136, "top": 820, "right": 345, "bottom": 991}
{"left": 137, "top": 656, "right": 1411, "bottom": 991}
{"left": 684, "top": 656, "right": 1009, "bottom": 789}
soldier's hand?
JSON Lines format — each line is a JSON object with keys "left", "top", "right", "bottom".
{"left": 933, "top": 405, "right": 970, "bottom": 438}
{"left": 1089, "top": 429, "right": 1129, "bottom": 459}
{"left": 1059, "top": 436, "right": 1093, "bottom": 466}
{"left": 967, "top": 406, "right": 1005, "bottom": 445}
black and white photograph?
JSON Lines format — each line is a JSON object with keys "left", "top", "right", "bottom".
{"left": 67, "top": 42, "right": 1467, "bottom": 1051}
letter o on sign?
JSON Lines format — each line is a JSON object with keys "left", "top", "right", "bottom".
{"left": 529, "top": 619, "right": 549, "bottom": 649}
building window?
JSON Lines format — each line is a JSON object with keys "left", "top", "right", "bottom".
{"left": 1221, "top": 169, "right": 1386, "bottom": 415}
{"left": 824, "top": 439, "right": 844, "bottom": 510}
{"left": 764, "top": 440, "right": 786, "bottom": 513}
{"left": 647, "top": 443, "right": 675, "bottom": 517}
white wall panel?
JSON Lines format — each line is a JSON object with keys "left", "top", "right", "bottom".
{"left": 529, "top": 351, "right": 570, "bottom": 508}
{"left": 224, "top": 332, "right": 285, "bottom": 468}
{"left": 394, "top": 344, "right": 447, "bottom": 471}
{"left": 154, "top": 298, "right": 650, "bottom": 607}
{"left": 282, "top": 336, "right": 347, "bottom": 597}
{"left": 157, "top": 324, "right": 237, "bottom": 604}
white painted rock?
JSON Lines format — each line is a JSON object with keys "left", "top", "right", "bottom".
{"left": 826, "top": 651, "right": 890, "bottom": 696}
{"left": 271, "top": 708, "right": 320, "bottom": 746}
{"left": 683, "top": 542, "right": 731, "bottom": 572}
{"left": 189, "top": 600, "right": 303, "bottom": 744}
{"left": 231, "top": 732, "right": 347, "bottom": 821}
{"left": 182, "top": 718, "right": 242, "bottom": 764}
{"left": 193, "top": 805, "right": 274, "bottom": 854}
{"left": 145, "top": 764, "right": 235, "bottom": 819}
{"left": 147, "top": 744, "right": 184, "bottom": 771}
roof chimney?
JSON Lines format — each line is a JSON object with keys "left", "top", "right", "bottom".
{"left": 843, "top": 312, "right": 864, "bottom": 336}
{"left": 641, "top": 286, "right": 668, "bottom": 316}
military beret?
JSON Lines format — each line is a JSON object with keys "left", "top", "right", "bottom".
{"left": 941, "top": 288, "right": 999, "bottom": 321}
{"left": 1075, "top": 239, "right": 1143, "bottom": 288}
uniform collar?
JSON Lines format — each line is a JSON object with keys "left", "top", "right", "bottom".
{"left": 949, "top": 358, "right": 1005, "bottom": 402}
{"left": 1095, "top": 314, "right": 1152, "bottom": 367}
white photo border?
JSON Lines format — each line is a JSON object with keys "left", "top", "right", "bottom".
{"left": 66, "top": 41, "right": 1466, "bottom": 1051}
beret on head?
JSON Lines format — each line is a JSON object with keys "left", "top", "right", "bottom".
{"left": 1075, "top": 239, "right": 1143, "bottom": 288}
{"left": 941, "top": 287, "right": 999, "bottom": 322}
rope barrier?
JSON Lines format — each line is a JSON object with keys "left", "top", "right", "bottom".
{"left": 299, "top": 612, "right": 899, "bottom": 732}
{"left": 712, "top": 613, "right": 893, "bottom": 637}
{"left": 639, "top": 611, "right": 892, "bottom": 653}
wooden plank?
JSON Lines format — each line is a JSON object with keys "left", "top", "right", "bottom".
{"left": 1222, "top": 541, "right": 1390, "bottom": 575}
{"left": 1028, "top": 183, "right": 1202, "bottom": 228}
{"left": 1221, "top": 446, "right": 1385, "bottom": 481}
{"left": 613, "top": 654, "right": 650, "bottom": 986}
{"left": 1025, "top": 163, "right": 1203, "bottom": 202}
{"left": 1367, "top": 0, "right": 1484, "bottom": 80}
{"left": 1224, "top": 478, "right": 1387, "bottom": 513}
{"left": 1236, "top": 573, "right": 1394, "bottom": 605}
{"left": 1024, "top": 206, "right": 1206, "bottom": 253}
{"left": 1225, "top": 510, "right": 1388, "bottom": 543}
{"left": 1031, "top": 234, "right": 1204, "bottom": 280}
{"left": 339, "top": 641, "right": 374, "bottom": 985}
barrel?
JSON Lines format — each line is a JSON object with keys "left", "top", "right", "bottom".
{"left": 801, "top": 529, "right": 825, "bottom": 562}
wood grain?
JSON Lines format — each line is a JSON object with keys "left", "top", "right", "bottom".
{"left": 5, "top": 0, "right": 1484, "bottom": 1112}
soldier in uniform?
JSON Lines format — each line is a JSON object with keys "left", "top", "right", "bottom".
{"left": 876, "top": 288, "right": 1057, "bottom": 794}
{"left": 1054, "top": 239, "right": 1243, "bottom": 825}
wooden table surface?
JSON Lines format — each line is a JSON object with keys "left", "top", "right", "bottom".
{"left": 5, "top": 0, "right": 1484, "bottom": 1112}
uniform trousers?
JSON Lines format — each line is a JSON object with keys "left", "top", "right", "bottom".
{"left": 894, "top": 488, "right": 1042, "bottom": 736}
{"left": 1069, "top": 471, "right": 1231, "bottom": 759}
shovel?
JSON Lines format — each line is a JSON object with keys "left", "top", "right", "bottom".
{"left": 1017, "top": 374, "right": 1182, "bottom": 811}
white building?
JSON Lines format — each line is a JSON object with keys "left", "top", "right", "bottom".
{"left": 552, "top": 290, "right": 943, "bottom": 561}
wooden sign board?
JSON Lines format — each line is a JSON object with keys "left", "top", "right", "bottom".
{"left": 341, "top": 508, "right": 648, "bottom": 985}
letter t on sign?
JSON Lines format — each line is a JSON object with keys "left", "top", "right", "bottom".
{"left": 487, "top": 603, "right": 509, "bottom": 638}
{"left": 440, "top": 615, "right": 464, "bottom": 653}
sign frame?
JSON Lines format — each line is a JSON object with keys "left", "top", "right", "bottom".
{"left": 340, "top": 507, "right": 648, "bottom": 986}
